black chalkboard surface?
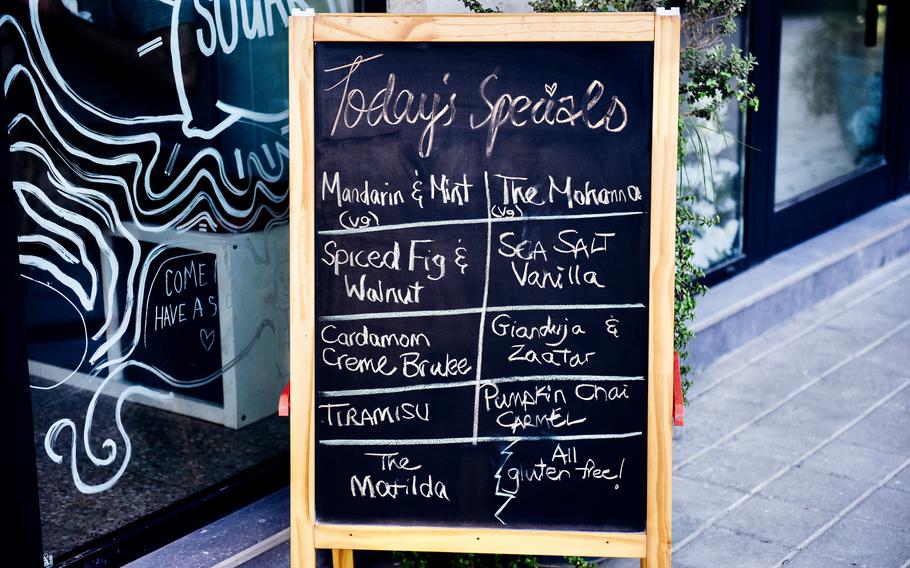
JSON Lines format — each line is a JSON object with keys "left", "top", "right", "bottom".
{"left": 311, "top": 41, "right": 653, "bottom": 532}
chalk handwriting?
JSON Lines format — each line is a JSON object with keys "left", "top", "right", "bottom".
{"left": 324, "top": 54, "right": 457, "bottom": 158}
{"left": 322, "top": 56, "right": 629, "bottom": 157}
{"left": 493, "top": 443, "right": 627, "bottom": 523}
{"left": 319, "top": 402, "right": 431, "bottom": 427}
{"left": 470, "top": 76, "right": 628, "bottom": 156}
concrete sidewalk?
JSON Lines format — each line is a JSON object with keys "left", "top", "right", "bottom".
{"left": 623, "top": 252, "right": 910, "bottom": 567}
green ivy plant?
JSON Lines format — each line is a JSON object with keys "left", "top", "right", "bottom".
{"left": 396, "top": 551, "right": 542, "bottom": 568}
{"left": 393, "top": 1, "right": 757, "bottom": 567}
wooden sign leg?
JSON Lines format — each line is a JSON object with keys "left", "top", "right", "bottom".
{"left": 292, "top": 524, "right": 317, "bottom": 568}
{"left": 333, "top": 549, "right": 355, "bottom": 568}
{"left": 646, "top": 8, "right": 681, "bottom": 568}
{"left": 289, "top": 11, "right": 317, "bottom": 568}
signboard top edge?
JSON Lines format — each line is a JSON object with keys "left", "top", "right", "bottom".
{"left": 307, "top": 12, "right": 660, "bottom": 43}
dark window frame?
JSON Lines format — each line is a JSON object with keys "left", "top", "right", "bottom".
{"left": 0, "top": 83, "right": 45, "bottom": 568}
{"left": 703, "top": 0, "right": 910, "bottom": 286}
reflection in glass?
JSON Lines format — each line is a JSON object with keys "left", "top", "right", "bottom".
{"left": 684, "top": 19, "right": 747, "bottom": 270}
{"left": 775, "top": 1, "right": 887, "bottom": 205}
{"left": 0, "top": 0, "right": 349, "bottom": 561}
{"left": 686, "top": 106, "right": 747, "bottom": 270}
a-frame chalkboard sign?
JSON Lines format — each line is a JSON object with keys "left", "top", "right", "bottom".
{"left": 289, "top": 10, "right": 679, "bottom": 568}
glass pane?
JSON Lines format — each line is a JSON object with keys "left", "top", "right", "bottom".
{"left": 685, "top": 19, "right": 747, "bottom": 270}
{"left": 775, "top": 1, "right": 887, "bottom": 205}
{"left": 0, "top": 1, "right": 348, "bottom": 562}
{"left": 687, "top": 105, "right": 747, "bottom": 270}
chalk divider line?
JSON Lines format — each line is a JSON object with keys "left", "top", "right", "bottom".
{"left": 772, "top": 456, "right": 910, "bottom": 568}
{"left": 472, "top": 173, "right": 494, "bottom": 443}
{"left": 672, "top": 376, "right": 910, "bottom": 554}
{"left": 319, "top": 303, "right": 646, "bottom": 322}
{"left": 318, "top": 374, "right": 645, "bottom": 398}
{"left": 318, "top": 210, "right": 644, "bottom": 236}
{"left": 320, "top": 431, "right": 643, "bottom": 446}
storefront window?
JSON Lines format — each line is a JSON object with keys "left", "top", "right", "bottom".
{"left": 684, "top": 20, "right": 747, "bottom": 270}
{"left": 774, "top": 0, "right": 887, "bottom": 205}
{"left": 0, "top": 0, "right": 349, "bottom": 562}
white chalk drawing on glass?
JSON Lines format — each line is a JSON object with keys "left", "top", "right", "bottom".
{"left": 2, "top": 0, "right": 307, "bottom": 493}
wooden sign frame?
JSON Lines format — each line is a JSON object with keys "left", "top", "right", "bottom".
{"left": 289, "top": 10, "right": 679, "bottom": 568}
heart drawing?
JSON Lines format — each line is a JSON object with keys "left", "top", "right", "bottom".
{"left": 200, "top": 328, "right": 215, "bottom": 352}
{"left": 545, "top": 82, "right": 558, "bottom": 97}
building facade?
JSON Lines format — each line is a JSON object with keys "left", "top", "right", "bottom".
{"left": 1, "top": 1, "right": 907, "bottom": 567}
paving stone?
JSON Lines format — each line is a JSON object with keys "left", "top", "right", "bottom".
{"left": 800, "top": 439, "right": 907, "bottom": 484}
{"left": 838, "top": 391, "right": 910, "bottom": 455}
{"left": 725, "top": 421, "right": 821, "bottom": 463}
{"left": 859, "top": 322, "right": 910, "bottom": 358}
{"left": 673, "top": 475, "right": 745, "bottom": 524}
{"left": 709, "top": 362, "right": 815, "bottom": 407}
{"left": 673, "top": 526, "right": 790, "bottom": 568}
{"left": 676, "top": 445, "right": 791, "bottom": 494}
{"left": 861, "top": 286, "right": 910, "bottom": 321}
{"left": 849, "top": 486, "right": 910, "bottom": 529}
{"left": 785, "top": 304, "right": 838, "bottom": 330}
{"left": 818, "top": 271, "right": 910, "bottom": 323}
{"left": 760, "top": 468, "right": 870, "bottom": 514}
{"left": 691, "top": 352, "right": 750, "bottom": 393}
{"left": 805, "top": 515, "right": 910, "bottom": 567}
{"left": 756, "top": 397, "right": 854, "bottom": 445}
{"left": 797, "top": 359, "right": 910, "bottom": 415}
{"left": 821, "top": 299, "right": 909, "bottom": 343}
{"left": 886, "top": 464, "right": 910, "bottom": 494}
{"left": 858, "top": 327, "right": 910, "bottom": 377}
{"left": 673, "top": 391, "right": 771, "bottom": 468}
{"left": 238, "top": 540, "right": 290, "bottom": 568}
{"left": 850, "top": 354, "right": 910, "bottom": 393}
{"left": 690, "top": 308, "right": 834, "bottom": 387}
{"left": 685, "top": 386, "right": 772, "bottom": 437}
{"left": 727, "top": 356, "right": 901, "bottom": 423}
{"left": 672, "top": 512, "right": 703, "bottom": 544}
{"left": 715, "top": 495, "right": 831, "bottom": 547}
{"left": 755, "top": 328, "right": 854, "bottom": 379}
{"left": 672, "top": 425, "right": 718, "bottom": 465}
{"left": 780, "top": 550, "right": 865, "bottom": 568}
